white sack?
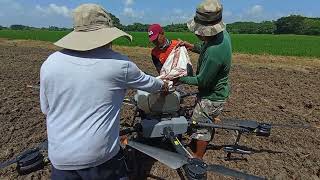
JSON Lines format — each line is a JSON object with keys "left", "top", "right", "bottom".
{"left": 158, "top": 46, "right": 192, "bottom": 80}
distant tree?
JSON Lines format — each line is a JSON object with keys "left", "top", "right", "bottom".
{"left": 257, "top": 21, "right": 276, "bottom": 34}
{"left": 303, "top": 18, "right": 320, "bottom": 35}
{"left": 227, "top": 22, "right": 262, "bottom": 34}
{"left": 125, "top": 23, "right": 148, "bottom": 32}
{"left": 108, "top": 13, "right": 123, "bottom": 29}
{"left": 5, "top": 14, "right": 320, "bottom": 35}
{"left": 10, "top": 24, "right": 31, "bottom": 30}
{"left": 274, "top": 15, "right": 320, "bottom": 35}
{"left": 163, "top": 23, "right": 188, "bottom": 32}
{"left": 275, "top": 15, "right": 306, "bottom": 34}
{"left": 49, "top": 26, "right": 60, "bottom": 31}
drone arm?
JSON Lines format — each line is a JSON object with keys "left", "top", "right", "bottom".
{"left": 190, "top": 121, "right": 250, "bottom": 133}
{"left": 163, "top": 127, "right": 193, "bottom": 158}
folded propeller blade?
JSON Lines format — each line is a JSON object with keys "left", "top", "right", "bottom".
{"left": 0, "top": 140, "right": 48, "bottom": 169}
{"left": 127, "top": 141, "right": 188, "bottom": 169}
{"left": 206, "top": 164, "right": 266, "bottom": 180}
{"left": 0, "top": 159, "right": 18, "bottom": 169}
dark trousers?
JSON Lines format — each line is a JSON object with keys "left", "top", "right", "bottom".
{"left": 51, "top": 150, "right": 128, "bottom": 180}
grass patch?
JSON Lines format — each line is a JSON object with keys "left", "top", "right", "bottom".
{"left": 1, "top": 30, "right": 319, "bottom": 58}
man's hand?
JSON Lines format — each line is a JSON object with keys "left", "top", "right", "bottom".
{"left": 160, "top": 81, "right": 170, "bottom": 95}
{"left": 178, "top": 39, "right": 194, "bottom": 51}
{"left": 172, "top": 78, "right": 180, "bottom": 86}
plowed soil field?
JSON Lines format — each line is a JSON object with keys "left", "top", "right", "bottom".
{"left": 0, "top": 39, "right": 320, "bottom": 180}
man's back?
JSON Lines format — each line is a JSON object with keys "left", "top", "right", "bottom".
{"left": 200, "top": 30, "right": 232, "bottom": 101}
{"left": 40, "top": 47, "right": 162, "bottom": 170}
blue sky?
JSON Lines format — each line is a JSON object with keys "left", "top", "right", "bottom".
{"left": 0, "top": 0, "right": 319, "bottom": 28}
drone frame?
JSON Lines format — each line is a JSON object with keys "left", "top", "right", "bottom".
{"left": 120, "top": 89, "right": 269, "bottom": 180}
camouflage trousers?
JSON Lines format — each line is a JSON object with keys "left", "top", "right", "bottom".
{"left": 190, "top": 98, "right": 225, "bottom": 141}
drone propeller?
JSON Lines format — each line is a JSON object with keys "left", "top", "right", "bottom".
{"left": 127, "top": 141, "right": 188, "bottom": 169}
{"left": 0, "top": 157, "right": 18, "bottom": 169}
{"left": 0, "top": 140, "right": 48, "bottom": 169}
{"left": 222, "top": 118, "right": 320, "bottom": 130}
{"left": 206, "top": 164, "right": 265, "bottom": 180}
{"left": 128, "top": 141, "right": 266, "bottom": 180}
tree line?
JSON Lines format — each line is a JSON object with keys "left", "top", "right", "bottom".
{"left": 1, "top": 15, "right": 320, "bottom": 35}
{"left": 0, "top": 25, "right": 71, "bottom": 31}
{"left": 228, "top": 15, "right": 320, "bottom": 35}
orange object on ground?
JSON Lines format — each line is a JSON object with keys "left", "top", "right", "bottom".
{"left": 120, "top": 135, "right": 128, "bottom": 145}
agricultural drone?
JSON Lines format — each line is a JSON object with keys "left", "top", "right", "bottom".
{"left": 1, "top": 85, "right": 318, "bottom": 180}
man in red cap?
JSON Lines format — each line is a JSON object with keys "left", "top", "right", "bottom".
{"left": 148, "top": 24, "right": 180, "bottom": 74}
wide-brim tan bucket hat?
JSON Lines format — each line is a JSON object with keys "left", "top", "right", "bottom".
{"left": 187, "top": 0, "right": 226, "bottom": 37}
{"left": 54, "top": 4, "right": 132, "bottom": 51}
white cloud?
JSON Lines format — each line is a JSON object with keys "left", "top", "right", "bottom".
{"left": 0, "top": 0, "right": 72, "bottom": 27}
{"left": 247, "top": 5, "right": 263, "bottom": 16}
{"left": 123, "top": 7, "right": 134, "bottom": 17}
{"left": 224, "top": 10, "right": 233, "bottom": 17}
{"left": 160, "top": 12, "right": 193, "bottom": 25}
{"left": 0, "top": 0, "right": 22, "bottom": 10}
{"left": 122, "top": 0, "right": 144, "bottom": 21}
{"left": 123, "top": 7, "right": 144, "bottom": 19}
{"left": 173, "top": 8, "right": 183, "bottom": 14}
{"left": 156, "top": 8, "right": 193, "bottom": 25}
{"left": 222, "top": 4, "right": 265, "bottom": 23}
{"left": 36, "top": 4, "right": 72, "bottom": 18}
{"left": 124, "top": 0, "right": 134, "bottom": 6}
{"left": 0, "top": 0, "right": 23, "bottom": 16}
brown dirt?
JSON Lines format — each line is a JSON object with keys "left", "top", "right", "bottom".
{"left": 0, "top": 39, "right": 320, "bottom": 180}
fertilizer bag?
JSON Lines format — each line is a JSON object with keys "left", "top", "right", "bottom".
{"left": 158, "top": 46, "right": 192, "bottom": 80}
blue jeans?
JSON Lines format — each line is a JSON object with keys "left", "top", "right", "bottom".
{"left": 51, "top": 150, "right": 128, "bottom": 180}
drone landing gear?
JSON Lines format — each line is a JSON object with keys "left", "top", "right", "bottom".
{"left": 223, "top": 132, "right": 251, "bottom": 161}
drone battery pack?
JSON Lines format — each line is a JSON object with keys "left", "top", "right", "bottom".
{"left": 141, "top": 116, "right": 188, "bottom": 138}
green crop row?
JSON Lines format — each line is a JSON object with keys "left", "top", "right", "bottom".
{"left": 0, "top": 30, "right": 319, "bottom": 58}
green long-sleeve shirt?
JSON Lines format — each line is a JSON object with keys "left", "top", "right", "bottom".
{"left": 179, "top": 30, "right": 232, "bottom": 101}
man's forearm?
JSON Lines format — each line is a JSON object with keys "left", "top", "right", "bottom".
{"left": 126, "top": 61, "right": 163, "bottom": 93}
{"left": 179, "top": 76, "right": 198, "bottom": 86}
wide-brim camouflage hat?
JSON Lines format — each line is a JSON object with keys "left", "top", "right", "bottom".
{"left": 54, "top": 4, "right": 132, "bottom": 51}
{"left": 187, "top": 0, "right": 226, "bottom": 36}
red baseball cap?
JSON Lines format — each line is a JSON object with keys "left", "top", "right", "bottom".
{"left": 148, "top": 24, "right": 163, "bottom": 41}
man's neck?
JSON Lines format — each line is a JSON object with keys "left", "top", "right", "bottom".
{"left": 159, "top": 39, "right": 171, "bottom": 50}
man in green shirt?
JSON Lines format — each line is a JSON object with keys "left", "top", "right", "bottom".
{"left": 178, "top": 0, "right": 232, "bottom": 159}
